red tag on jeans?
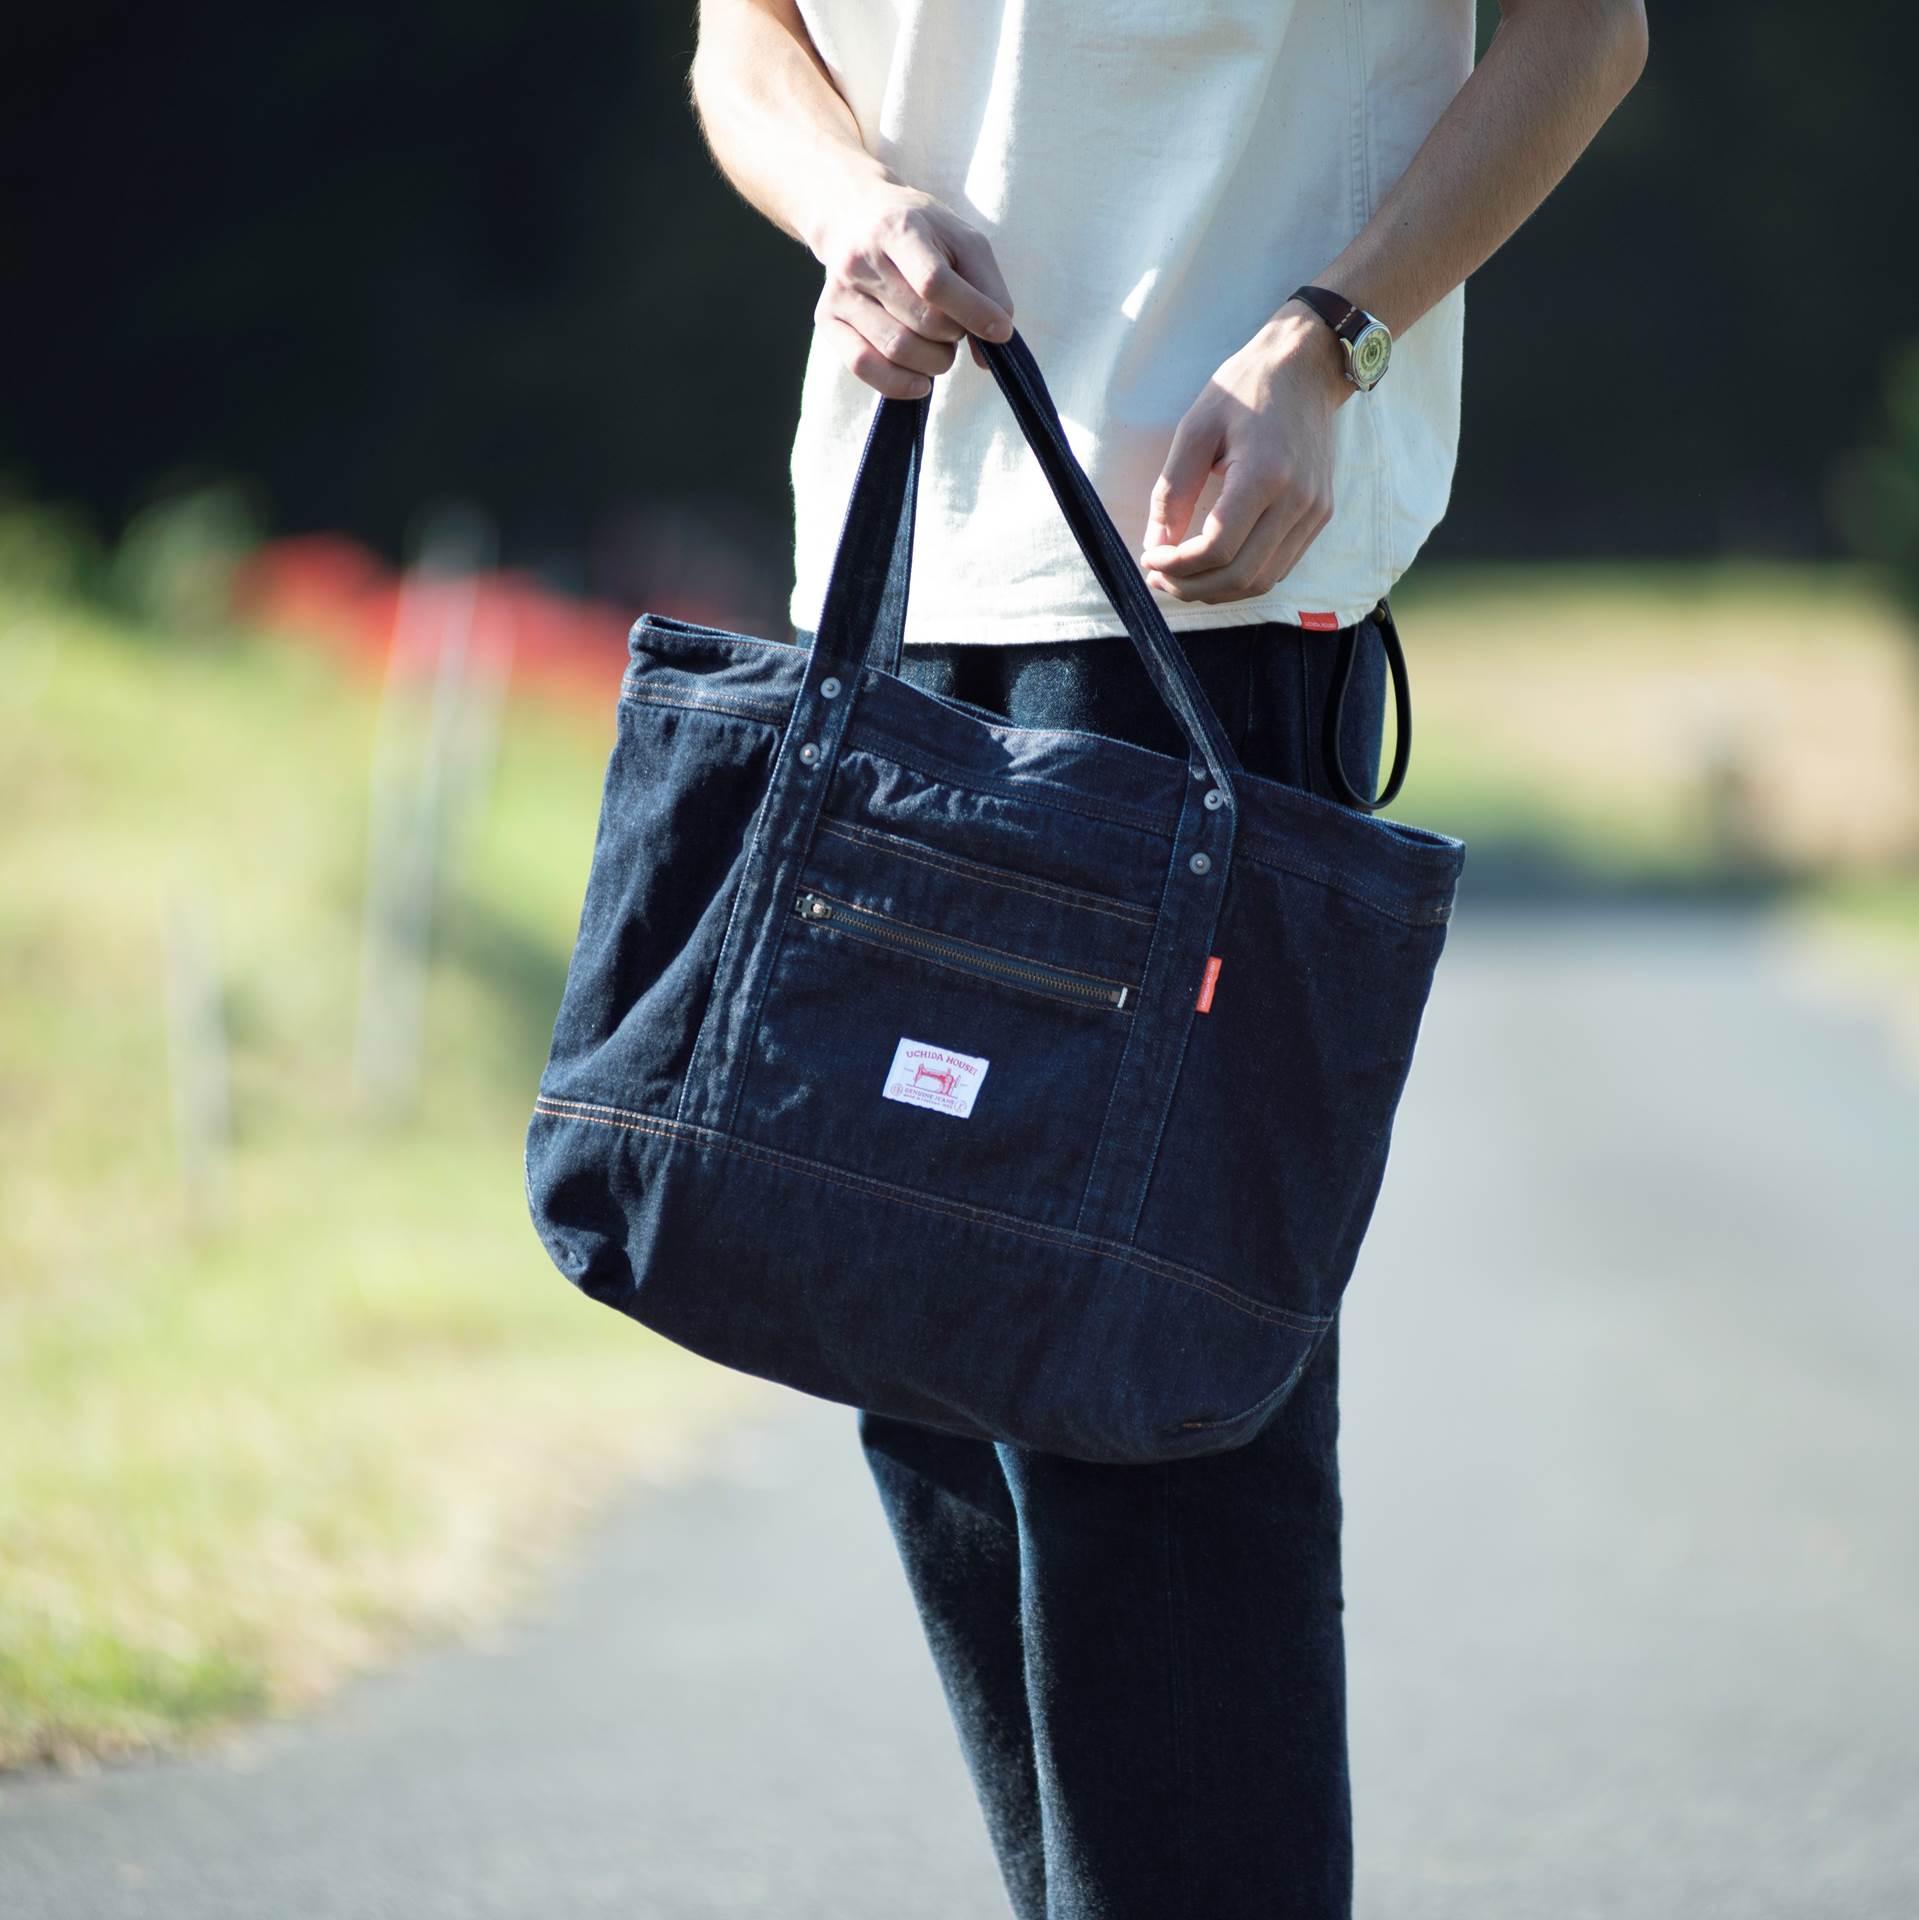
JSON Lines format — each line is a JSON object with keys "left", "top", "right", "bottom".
{"left": 1195, "top": 954, "right": 1223, "bottom": 1013}
{"left": 1299, "top": 611, "right": 1340, "bottom": 631}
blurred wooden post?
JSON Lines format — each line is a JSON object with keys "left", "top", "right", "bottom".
{"left": 162, "top": 882, "right": 230, "bottom": 1224}
{"left": 353, "top": 503, "right": 498, "bottom": 1115}
{"left": 440, "top": 565, "right": 515, "bottom": 897}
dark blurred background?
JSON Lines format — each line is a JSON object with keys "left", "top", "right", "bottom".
{"left": 7, "top": 3, "right": 1916, "bottom": 581}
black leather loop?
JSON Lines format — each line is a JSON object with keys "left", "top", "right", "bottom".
{"left": 1321, "top": 600, "right": 1412, "bottom": 813}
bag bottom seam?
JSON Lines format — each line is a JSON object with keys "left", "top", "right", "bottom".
{"left": 530, "top": 1097, "right": 1329, "bottom": 1334}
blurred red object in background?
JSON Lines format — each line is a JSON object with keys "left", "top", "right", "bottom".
{"left": 231, "top": 534, "right": 642, "bottom": 705}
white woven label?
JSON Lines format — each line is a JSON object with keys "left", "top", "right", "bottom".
{"left": 882, "top": 1036, "right": 989, "bottom": 1119}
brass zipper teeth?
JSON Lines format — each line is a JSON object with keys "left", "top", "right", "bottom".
{"left": 794, "top": 892, "right": 1131, "bottom": 1011}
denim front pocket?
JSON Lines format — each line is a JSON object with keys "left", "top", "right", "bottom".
{"left": 730, "top": 808, "right": 1157, "bottom": 1231}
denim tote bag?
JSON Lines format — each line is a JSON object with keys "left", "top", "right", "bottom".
{"left": 526, "top": 330, "right": 1465, "bottom": 1465}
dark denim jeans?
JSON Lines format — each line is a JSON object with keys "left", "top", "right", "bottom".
{"left": 794, "top": 615, "right": 1387, "bottom": 1920}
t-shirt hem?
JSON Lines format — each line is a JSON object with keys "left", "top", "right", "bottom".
{"left": 787, "top": 588, "right": 1389, "bottom": 646}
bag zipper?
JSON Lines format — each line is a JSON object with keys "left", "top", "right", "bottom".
{"left": 793, "top": 890, "right": 1133, "bottom": 1012}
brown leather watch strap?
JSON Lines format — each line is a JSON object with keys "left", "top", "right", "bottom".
{"left": 1291, "top": 283, "right": 1364, "bottom": 342}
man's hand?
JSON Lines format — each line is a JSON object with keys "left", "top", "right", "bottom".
{"left": 1140, "top": 305, "right": 1350, "bottom": 604}
{"left": 808, "top": 181, "right": 1015, "bottom": 400}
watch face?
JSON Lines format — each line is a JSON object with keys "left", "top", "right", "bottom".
{"left": 1351, "top": 322, "right": 1391, "bottom": 389}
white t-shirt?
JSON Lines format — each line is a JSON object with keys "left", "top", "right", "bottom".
{"left": 788, "top": 0, "right": 1474, "bottom": 646}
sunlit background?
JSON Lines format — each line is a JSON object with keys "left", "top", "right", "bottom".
{"left": 3, "top": 7, "right": 1916, "bottom": 1914}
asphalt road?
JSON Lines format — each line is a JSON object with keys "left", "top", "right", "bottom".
{"left": 4, "top": 904, "right": 1916, "bottom": 1919}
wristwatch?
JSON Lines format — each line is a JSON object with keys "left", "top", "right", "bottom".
{"left": 1289, "top": 284, "right": 1393, "bottom": 392}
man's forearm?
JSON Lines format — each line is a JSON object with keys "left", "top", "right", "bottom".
{"left": 690, "top": 0, "right": 889, "bottom": 258}
{"left": 1294, "top": 0, "right": 1649, "bottom": 343}
{"left": 1144, "top": 0, "right": 1646, "bottom": 597}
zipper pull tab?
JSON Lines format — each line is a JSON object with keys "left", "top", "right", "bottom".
{"left": 795, "top": 892, "right": 833, "bottom": 922}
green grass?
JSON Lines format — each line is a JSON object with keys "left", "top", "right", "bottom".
{"left": 0, "top": 594, "right": 743, "bottom": 1769}
{"left": 1383, "top": 560, "right": 1919, "bottom": 882}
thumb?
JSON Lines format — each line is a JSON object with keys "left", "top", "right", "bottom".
{"left": 1143, "top": 406, "right": 1220, "bottom": 555}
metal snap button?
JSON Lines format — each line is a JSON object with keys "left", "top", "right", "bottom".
{"left": 798, "top": 742, "right": 822, "bottom": 765}
{"left": 1188, "top": 851, "right": 1212, "bottom": 875}
{"left": 1202, "top": 787, "right": 1226, "bottom": 810}
{"left": 819, "top": 676, "right": 842, "bottom": 698}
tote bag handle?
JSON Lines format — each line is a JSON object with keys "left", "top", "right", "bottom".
{"left": 808, "top": 329, "right": 1246, "bottom": 797}
{"left": 990, "top": 336, "right": 1414, "bottom": 813}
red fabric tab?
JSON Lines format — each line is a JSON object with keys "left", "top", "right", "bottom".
{"left": 1299, "top": 611, "right": 1340, "bottom": 632}
{"left": 1194, "top": 954, "right": 1223, "bottom": 1013}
